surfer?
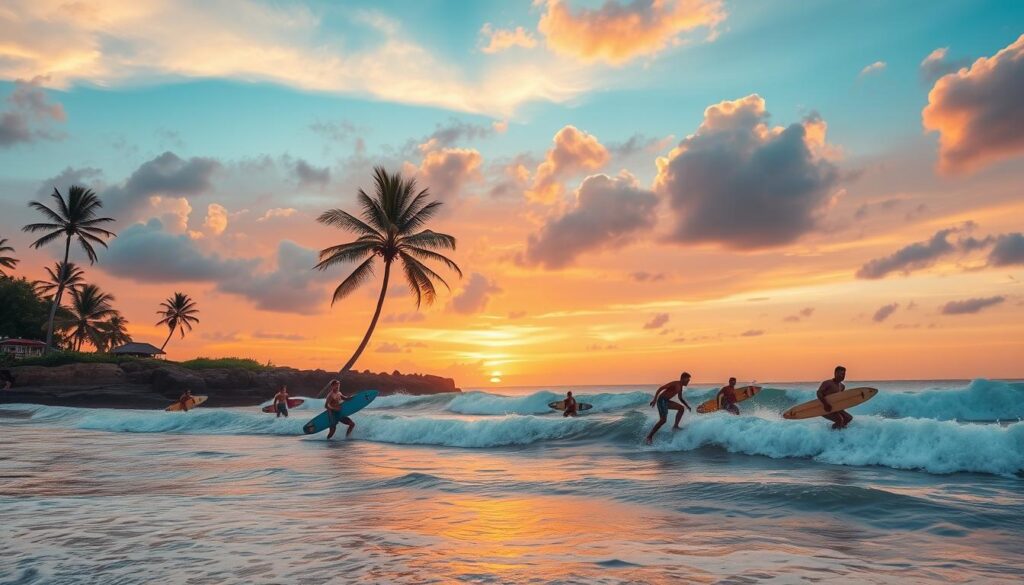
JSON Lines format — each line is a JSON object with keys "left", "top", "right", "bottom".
{"left": 818, "top": 366, "right": 852, "bottom": 430}
{"left": 178, "top": 389, "right": 194, "bottom": 412}
{"left": 646, "top": 372, "right": 693, "bottom": 444}
{"left": 563, "top": 391, "right": 578, "bottom": 417}
{"left": 272, "top": 385, "right": 290, "bottom": 418}
{"left": 324, "top": 380, "right": 355, "bottom": 439}
{"left": 716, "top": 377, "right": 741, "bottom": 415}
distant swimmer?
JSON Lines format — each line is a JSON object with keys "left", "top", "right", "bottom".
{"left": 178, "top": 389, "right": 194, "bottom": 412}
{"left": 646, "top": 372, "right": 693, "bottom": 444}
{"left": 717, "top": 377, "right": 741, "bottom": 415}
{"left": 272, "top": 385, "right": 290, "bottom": 418}
{"left": 562, "top": 391, "right": 578, "bottom": 417}
{"left": 324, "top": 380, "right": 355, "bottom": 439}
{"left": 818, "top": 366, "right": 852, "bottom": 430}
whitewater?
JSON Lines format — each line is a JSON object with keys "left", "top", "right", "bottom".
{"left": 2, "top": 379, "right": 1022, "bottom": 583}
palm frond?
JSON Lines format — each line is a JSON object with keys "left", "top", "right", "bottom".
{"left": 330, "top": 256, "right": 376, "bottom": 305}
{"left": 399, "top": 251, "right": 450, "bottom": 292}
{"left": 314, "top": 241, "right": 377, "bottom": 271}
{"left": 400, "top": 245, "right": 463, "bottom": 278}
{"left": 400, "top": 230, "right": 457, "bottom": 251}
{"left": 316, "top": 209, "right": 380, "bottom": 237}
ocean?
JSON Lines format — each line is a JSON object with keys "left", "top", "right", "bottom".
{"left": 1, "top": 379, "right": 1022, "bottom": 584}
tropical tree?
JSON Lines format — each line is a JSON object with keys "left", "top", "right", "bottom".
{"left": 22, "top": 186, "right": 116, "bottom": 350}
{"left": 315, "top": 166, "right": 461, "bottom": 373}
{"left": 0, "top": 237, "right": 18, "bottom": 277}
{"left": 98, "top": 314, "right": 132, "bottom": 352}
{"left": 34, "top": 261, "right": 85, "bottom": 298}
{"left": 63, "top": 284, "right": 118, "bottom": 352}
{"left": 156, "top": 292, "right": 200, "bottom": 350}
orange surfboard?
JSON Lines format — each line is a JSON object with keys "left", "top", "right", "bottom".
{"left": 696, "top": 386, "right": 761, "bottom": 414}
{"left": 782, "top": 387, "right": 878, "bottom": 420}
{"left": 165, "top": 395, "right": 208, "bottom": 412}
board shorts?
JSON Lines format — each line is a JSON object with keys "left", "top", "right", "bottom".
{"left": 722, "top": 399, "right": 739, "bottom": 415}
{"left": 329, "top": 410, "right": 353, "bottom": 426}
{"left": 276, "top": 403, "right": 288, "bottom": 415}
{"left": 657, "top": 396, "right": 670, "bottom": 418}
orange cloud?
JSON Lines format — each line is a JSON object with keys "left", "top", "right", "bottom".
{"left": 203, "top": 203, "right": 228, "bottom": 235}
{"left": 479, "top": 24, "right": 537, "bottom": 54}
{"left": 417, "top": 147, "right": 484, "bottom": 200}
{"left": 537, "top": 0, "right": 725, "bottom": 65}
{"left": 922, "top": 34, "right": 1024, "bottom": 175}
{"left": 527, "top": 125, "right": 609, "bottom": 203}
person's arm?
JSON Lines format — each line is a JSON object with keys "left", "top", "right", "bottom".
{"left": 650, "top": 385, "right": 667, "bottom": 406}
{"left": 681, "top": 396, "right": 692, "bottom": 411}
{"left": 816, "top": 382, "right": 833, "bottom": 412}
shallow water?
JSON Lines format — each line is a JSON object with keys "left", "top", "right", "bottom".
{"left": 1, "top": 379, "right": 1022, "bottom": 583}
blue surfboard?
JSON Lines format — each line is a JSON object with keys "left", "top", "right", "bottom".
{"left": 302, "top": 390, "right": 379, "bottom": 435}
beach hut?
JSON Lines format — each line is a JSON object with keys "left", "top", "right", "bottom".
{"left": 111, "top": 342, "right": 166, "bottom": 359}
{"left": 0, "top": 338, "right": 46, "bottom": 360}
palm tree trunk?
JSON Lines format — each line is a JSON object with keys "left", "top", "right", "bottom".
{"left": 45, "top": 237, "right": 72, "bottom": 352}
{"left": 340, "top": 260, "right": 391, "bottom": 373}
{"left": 160, "top": 327, "right": 175, "bottom": 351}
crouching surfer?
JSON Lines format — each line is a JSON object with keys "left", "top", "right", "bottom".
{"left": 324, "top": 379, "right": 355, "bottom": 439}
{"left": 717, "top": 377, "right": 741, "bottom": 415}
{"left": 646, "top": 372, "right": 692, "bottom": 444}
{"left": 818, "top": 366, "right": 852, "bottom": 430}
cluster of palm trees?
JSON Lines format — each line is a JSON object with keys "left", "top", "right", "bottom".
{"left": 1, "top": 186, "right": 201, "bottom": 354}
{"left": 4, "top": 166, "right": 459, "bottom": 372}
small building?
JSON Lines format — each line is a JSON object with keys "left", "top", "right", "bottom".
{"left": 0, "top": 338, "right": 46, "bottom": 360}
{"left": 111, "top": 342, "right": 166, "bottom": 359}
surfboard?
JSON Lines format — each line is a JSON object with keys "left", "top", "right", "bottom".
{"left": 261, "top": 398, "right": 305, "bottom": 413}
{"left": 302, "top": 390, "right": 378, "bottom": 435}
{"left": 165, "top": 395, "right": 208, "bottom": 412}
{"left": 782, "top": 387, "right": 878, "bottom": 420}
{"left": 548, "top": 401, "right": 593, "bottom": 412}
{"left": 696, "top": 385, "right": 762, "bottom": 414}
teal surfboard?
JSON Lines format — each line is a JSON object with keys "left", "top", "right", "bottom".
{"left": 302, "top": 390, "right": 379, "bottom": 435}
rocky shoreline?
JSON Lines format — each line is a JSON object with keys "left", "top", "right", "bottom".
{"left": 0, "top": 361, "right": 459, "bottom": 409}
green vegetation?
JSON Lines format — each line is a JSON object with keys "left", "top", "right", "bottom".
{"left": 179, "top": 357, "right": 272, "bottom": 371}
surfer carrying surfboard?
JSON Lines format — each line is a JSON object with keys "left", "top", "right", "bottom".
{"left": 562, "top": 391, "right": 578, "bottom": 417}
{"left": 818, "top": 366, "right": 853, "bottom": 430}
{"left": 177, "top": 389, "right": 194, "bottom": 412}
{"left": 324, "top": 380, "right": 356, "bottom": 439}
{"left": 716, "top": 378, "right": 741, "bottom": 415}
{"left": 272, "top": 385, "right": 291, "bottom": 418}
{"left": 646, "top": 372, "right": 693, "bottom": 444}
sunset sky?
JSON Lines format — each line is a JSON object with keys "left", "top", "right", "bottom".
{"left": 1, "top": 1, "right": 1023, "bottom": 386}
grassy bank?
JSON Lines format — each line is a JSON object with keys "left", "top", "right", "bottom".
{"left": 2, "top": 352, "right": 273, "bottom": 372}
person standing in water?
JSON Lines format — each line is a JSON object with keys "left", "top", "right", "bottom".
{"left": 716, "top": 377, "right": 741, "bottom": 415}
{"left": 818, "top": 366, "right": 852, "bottom": 430}
{"left": 323, "top": 380, "right": 355, "bottom": 439}
{"left": 272, "top": 385, "right": 291, "bottom": 418}
{"left": 562, "top": 391, "right": 578, "bottom": 417}
{"left": 646, "top": 372, "right": 693, "bottom": 444}
{"left": 178, "top": 389, "right": 194, "bottom": 412}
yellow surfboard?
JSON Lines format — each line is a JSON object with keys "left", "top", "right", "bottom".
{"left": 165, "top": 395, "right": 208, "bottom": 412}
{"left": 782, "top": 387, "right": 877, "bottom": 420}
{"left": 696, "top": 386, "right": 761, "bottom": 414}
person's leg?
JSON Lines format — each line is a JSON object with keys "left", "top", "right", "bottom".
{"left": 669, "top": 401, "right": 685, "bottom": 429}
{"left": 646, "top": 416, "right": 667, "bottom": 444}
{"left": 822, "top": 412, "right": 844, "bottom": 429}
{"left": 326, "top": 411, "right": 337, "bottom": 439}
{"left": 839, "top": 411, "right": 853, "bottom": 428}
{"left": 725, "top": 402, "right": 740, "bottom": 415}
{"left": 342, "top": 416, "right": 355, "bottom": 437}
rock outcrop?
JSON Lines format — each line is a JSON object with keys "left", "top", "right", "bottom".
{"left": 0, "top": 361, "right": 459, "bottom": 409}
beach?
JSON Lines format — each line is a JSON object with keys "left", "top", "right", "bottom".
{"left": 2, "top": 379, "right": 1022, "bottom": 584}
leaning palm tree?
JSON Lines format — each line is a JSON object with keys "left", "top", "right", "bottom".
{"left": 156, "top": 292, "right": 200, "bottom": 351}
{"left": 34, "top": 261, "right": 85, "bottom": 298}
{"left": 64, "top": 284, "right": 118, "bottom": 352}
{"left": 23, "top": 186, "right": 116, "bottom": 350}
{"left": 0, "top": 237, "right": 18, "bottom": 276}
{"left": 98, "top": 314, "right": 132, "bottom": 353}
{"left": 315, "top": 166, "right": 462, "bottom": 373}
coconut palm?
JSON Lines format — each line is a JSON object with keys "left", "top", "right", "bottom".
{"left": 64, "top": 284, "right": 118, "bottom": 352}
{"left": 315, "top": 166, "right": 461, "bottom": 373}
{"left": 34, "top": 261, "right": 85, "bottom": 298}
{"left": 0, "top": 237, "right": 18, "bottom": 276}
{"left": 98, "top": 314, "right": 132, "bottom": 353}
{"left": 156, "top": 292, "right": 200, "bottom": 350}
{"left": 23, "top": 186, "right": 116, "bottom": 350}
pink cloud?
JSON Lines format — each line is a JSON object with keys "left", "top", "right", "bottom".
{"left": 537, "top": 0, "right": 725, "bottom": 66}
{"left": 922, "top": 34, "right": 1024, "bottom": 175}
{"left": 527, "top": 125, "right": 609, "bottom": 203}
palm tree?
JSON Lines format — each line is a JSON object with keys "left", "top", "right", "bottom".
{"left": 64, "top": 284, "right": 118, "bottom": 352}
{"left": 23, "top": 186, "right": 116, "bottom": 350}
{"left": 0, "top": 237, "right": 18, "bottom": 276}
{"left": 156, "top": 292, "right": 200, "bottom": 351}
{"left": 98, "top": 314, "right": 132, "bottom": 353}
{"left": 315, "top": 166, "right": 462, "bottom": 373}
{"left": 34, "top": 261, "right": 85, "bottom": 298}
